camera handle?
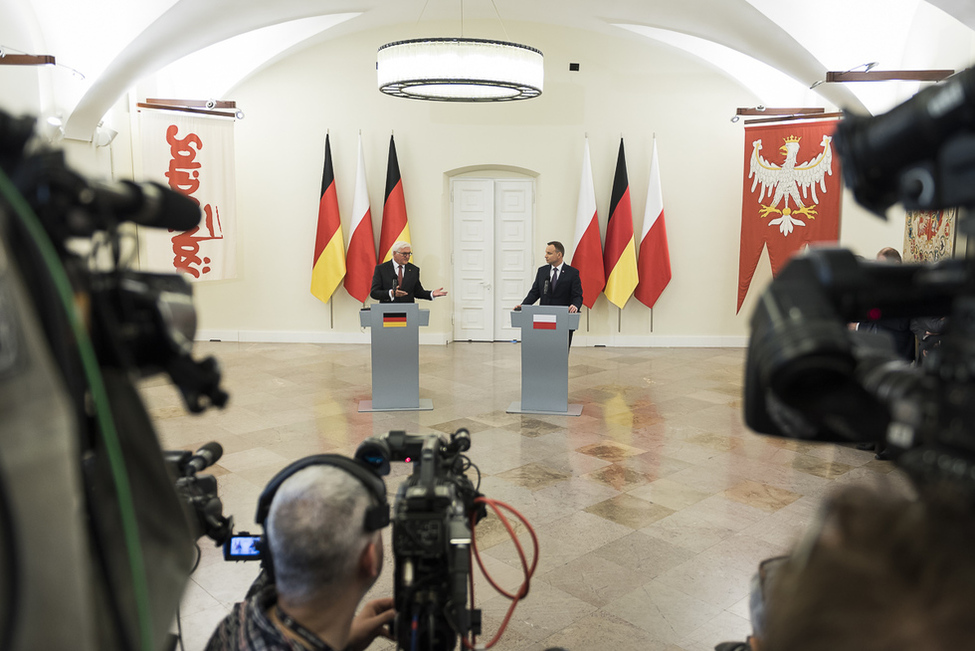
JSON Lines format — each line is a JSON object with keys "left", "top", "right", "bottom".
{"left": 165, "top": 354, "right": 229, "bottom": 413}
{"left": 418, "top": 435, "right": 439, "bottom": 494}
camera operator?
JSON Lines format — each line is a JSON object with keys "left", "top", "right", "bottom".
{"left": 722, "top": 484, "right": 975, "bottom": 651}
{"left": 206, "top": 463, "right": 395, "bottom": 651}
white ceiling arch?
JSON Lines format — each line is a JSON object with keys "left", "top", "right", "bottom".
{"left": 4, "top": 0, "right": 972, "bottom": 141}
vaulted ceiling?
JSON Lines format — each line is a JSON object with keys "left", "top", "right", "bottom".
{"left": 5, "top": 0, "right": 974, "bottom": 141}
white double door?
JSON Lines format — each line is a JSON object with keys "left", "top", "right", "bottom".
{"left": 451, "top": 177, "right": 534, "bottom": 342}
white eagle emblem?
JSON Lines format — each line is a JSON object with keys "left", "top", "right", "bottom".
{"left": 748, "top": 134, "right": 833, "bottom": 235}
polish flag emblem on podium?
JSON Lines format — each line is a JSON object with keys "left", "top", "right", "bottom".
{"left": 533, "top": 314, "right": 557, "bottom": 330}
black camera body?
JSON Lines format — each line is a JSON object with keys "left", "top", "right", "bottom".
{"left": 744, "top": 65, "right": 975, "bottom": 495}
{"left": 164, "top": 442, "right": 234, "bottom": 544}
{"left": 0, "top": 109, "right": 230, "bottom": 650}
{"left": 834, "top": 66, "right": 975, "bottom": 216}
{"left": 357, "top": 429, "right": 485, "bottom": 651}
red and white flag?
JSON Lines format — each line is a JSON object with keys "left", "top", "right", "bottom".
{"left": 533, "top": 314, "right": 557, "bottom": 330}
{"left": 344, "top": 134, "right": 377, "bottom": 303}
{"left": 634, "top": 138, "right": 671, "bottom": 308}
{"left": 570, "top": 137, "right": 605, "bottom": 309}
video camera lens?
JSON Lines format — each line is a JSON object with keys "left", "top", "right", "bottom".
{"left": 355, "top": 437, "right": 392, "bottom": 476}
{"left": 451, "top": 428, "right": 471, "bottom": 452}
{"left": 833, "top": 67, "right": 975, "bottom": 215}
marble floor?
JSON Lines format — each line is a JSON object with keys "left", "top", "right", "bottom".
{"left": 144, "top": 341, "right": 905, "bottom": 651}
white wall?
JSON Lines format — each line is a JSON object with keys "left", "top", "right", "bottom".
{"left": 6, "top": 13, "right": 968, "bottom": 347}
{"left": 171, "top": 20, "right": 900, "bottom": 346}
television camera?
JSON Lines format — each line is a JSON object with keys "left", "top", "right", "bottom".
{"left": 225, "top": 428, "right": 499, "bottom": 651}
{"left": 356, "top": 429, "right": 487, "bottom": 651}
{"left": 165, "top": 442, "right": 234, "bottom": 544}
{"left": 743, "top": 65, "right": 975, "bottom": 495}
{"left": 0, "top": 109, "right": 230, "bottom": 651}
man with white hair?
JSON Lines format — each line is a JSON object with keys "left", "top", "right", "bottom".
{"left": 206, "top": 462, "right": 395, "bottom": 651}
{"left": 370, "top": 241, "right": 447, "bottom": 303}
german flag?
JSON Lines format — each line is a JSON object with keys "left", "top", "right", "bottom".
{"left": 378, "top": 135, "right": 411, "bottom": 263}
{"left": 311, "top": 133, "right": 346, "bottom": 303}
{"left": 603, "top": 138, "right": 638, "bottom": 309}
{"left": 382, "top": 312, "right": 408, "bottom": 328}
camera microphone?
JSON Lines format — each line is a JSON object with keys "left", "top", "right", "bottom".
{"left": 88, "top": 180, "right": 203, "bottom": 232}
{"left": 185, "top": 442, "right": 223, "bottom": 475}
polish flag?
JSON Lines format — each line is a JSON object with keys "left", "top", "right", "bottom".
{"left": 344, "top": 134, "right": 377, "bottom": 303}
{"left": 634, "top": 139, "right": 672, "bottom": 308}
{"left": 570, "top": 137, "right": 605, "bottom": 309}
{"left": 533, "top": 314, "right": 557, "bottom": 330}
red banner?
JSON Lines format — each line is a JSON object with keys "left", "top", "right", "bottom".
{"left": 737, "top": 119, "right": 842, "bottom": 312}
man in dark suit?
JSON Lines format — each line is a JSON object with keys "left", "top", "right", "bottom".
{"left": 370, "top": 241, "right": 447, "bottom": 303}
{"left": 516, "top": 241, "right": 584, "bottom": 345}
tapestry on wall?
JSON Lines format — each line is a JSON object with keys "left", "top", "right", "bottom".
{"left": 139, "top": 110, "right": 237, "bottom": 281}
{"left": 904, "top": 208, "right": 956, "bottom": 262}
{"left": 737, "top": 119, "right": 842, "bottom": 312}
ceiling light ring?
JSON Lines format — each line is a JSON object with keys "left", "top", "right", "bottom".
{"left": 379, "top": 36, "right": 542, "bottom": 56}
{"left": 379, "top": 37, "right": 542, "bottom": 57}
{"left": 382, "top": 78, "right": 542, "bottom": 102}
{"left": 377, "top": 37, "right": 544, "bottom": 102}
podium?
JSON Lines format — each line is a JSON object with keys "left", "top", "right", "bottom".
{"left": 358, "top": 303, "right": 433, "bottom": 412}
{"left": 507, "top": 305, "right": 583, "bottom": 416}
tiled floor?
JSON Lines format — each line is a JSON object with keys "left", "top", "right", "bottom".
{"left": 146, "top": 342, "right": 906, "bottom": 651}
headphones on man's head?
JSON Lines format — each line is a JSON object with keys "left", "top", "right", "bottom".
{"left": 254, "top": 454, "right": 390, "bottom": 580}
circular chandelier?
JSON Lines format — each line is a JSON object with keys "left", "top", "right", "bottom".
{"left": 377, "top": 38, "right": 544, "bottom": 102}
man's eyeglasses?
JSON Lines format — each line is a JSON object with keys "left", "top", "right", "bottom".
{"left": 396, "top": 251, "right": 412, "bottom": 257}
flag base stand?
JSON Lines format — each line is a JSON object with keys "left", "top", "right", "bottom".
{"left": 506, "top": 401, "right": 583, "bottom": 416}
{"left": 358, "top": 399, "right": 434, "bottom": 413}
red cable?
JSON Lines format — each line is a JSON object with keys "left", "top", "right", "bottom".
{"left": 459, "top": 497, "right": 539, "bottom": 649}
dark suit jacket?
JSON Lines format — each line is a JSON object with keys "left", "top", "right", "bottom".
{"left": 522, "top": 263, "right": 583, "bottom": 310}
{"left": 370, "top": 260, "right": 434, "bottom": 303}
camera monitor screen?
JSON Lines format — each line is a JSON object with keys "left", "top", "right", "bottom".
{"left": 224, "top": 534, "right": 262, "bottom": 561}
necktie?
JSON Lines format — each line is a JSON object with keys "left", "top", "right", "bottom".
{"left": 551, "top": 267, "right": 559, "bottom": 290}
{"left": 397, "top": 264, "right": 404, "bottom": 288}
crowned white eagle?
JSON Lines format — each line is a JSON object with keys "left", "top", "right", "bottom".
{"left": 748, "top": 134, "right": 833, "bottom": 235}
